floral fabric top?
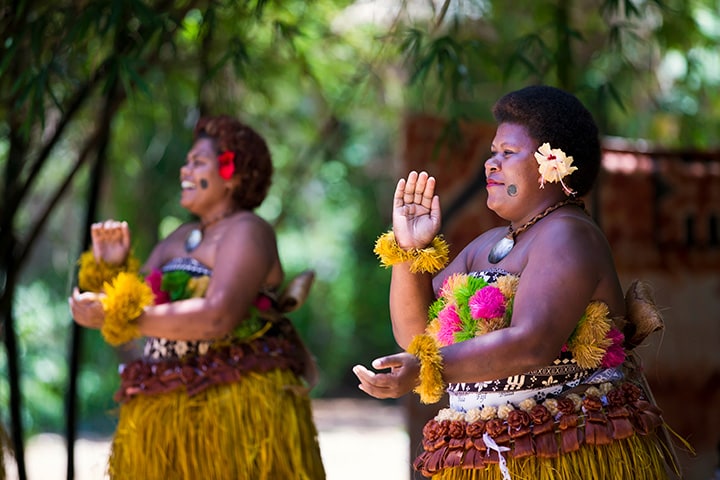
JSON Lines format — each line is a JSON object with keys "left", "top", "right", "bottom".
{"left": 141, "top": 257, "right": 275, "bottom": 361}
{"left": 430, "top": 269, "right": 626, "bottom": 410}
{"left": 143, "top": 257, "right": 214, "bottom": 360}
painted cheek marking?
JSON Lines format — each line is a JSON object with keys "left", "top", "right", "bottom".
{"left": 199, "top": 179, "right": 209, "bottom": 189}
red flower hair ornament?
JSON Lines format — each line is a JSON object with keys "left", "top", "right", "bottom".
{"left": 218, "top": 151, "right": 236, "bottom": 180}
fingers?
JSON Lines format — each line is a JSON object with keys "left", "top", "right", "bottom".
{"left": 119, "top": 222, "right": 130, "bottom": 250}
{"left": 91, "top": 220, "right": 129, "bottom": 244}
{"left": 393, "top": 178, "right": 406, "bottom": 209}
{"left": 395, "top": 171, "right": 435, "bottom": 209}
{"left": 352, "top": 365, "right": 396, "bottom": 399}
{"left": 91, "top": 219, "right": 130, "bottom": 263}
{"left": 430, "top": 193, "right": 442, "bottom": 226}
{"left": 371, "top": 353, "right": 404, "bottom": 370}
{"left": 403, "top": 171, "right": 420, "bottom": 204}
{"left": 397, "top": 171, "right": 436, "bottom": 208}
{"left": 69, "top": 288, "right": 105, "bottom": 329}
{"left": 71, "top": 287, "right": 101, "bottom": 304}
{"left": 352, "top": 352, "right": 417, "bottom": 400}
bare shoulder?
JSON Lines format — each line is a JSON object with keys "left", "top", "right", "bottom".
{"left": 533, "top": 210, "right": 611, "bottom": 259}
{"left": 523, "top": 209, "right": 624, "bottom": 314}
{"left": 142, "top": 222, "right": 196, "bottom": 271}
{"left": 528, "top": 211, "right": 617, "bottom": 284}
{"left": 223, "top": 211, "right": 277, "bottom": 244}
{"left": 229, "top": 211, "right": 274, "bottom": 230}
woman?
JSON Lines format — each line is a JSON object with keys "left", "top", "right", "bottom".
{"left": 354, "top": 86, "right": 681, "bottom": 479}
{"left": 70, "top": 115, "right": 325, "bottom": 479}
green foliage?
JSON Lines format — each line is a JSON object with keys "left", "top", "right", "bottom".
{"left": 0, "top": 283, "right": 118, "bottom": 435}
{"left": 2, "top": 0, "right": 720, "bottom": 439}
{"left": 394, "top": 0, "right": 720, "bottom": 146}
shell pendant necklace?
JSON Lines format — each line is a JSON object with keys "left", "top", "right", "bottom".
{"left": 488, "top": 198, "right": 585, "bottom": 264}
{"left": 185, "top": 210, "right": 236, "bottom": 253}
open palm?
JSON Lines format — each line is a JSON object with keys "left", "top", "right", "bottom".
{"left": 91, "top": 220, "right": 131, "bottom": 265}
{"left": 392, "top": 171, "right": 442, "bottom": 249}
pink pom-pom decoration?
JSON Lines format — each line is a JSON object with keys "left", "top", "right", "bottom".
{"left": 468, "top": 286, "right": 506, "bottom": 320}
{"left": 253, "top": 294, "right": 273, "bottom": 311}
{"left": 145, "top": 268, "right": 170, "bottom": 305}
{"left": 437, "top": 304, "right": 462, "bottom": 346}
{"left": 600, "top": 328, "right": 626, "bottom": 368}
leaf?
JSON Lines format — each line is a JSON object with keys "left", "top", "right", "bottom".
{"left": 604, "top": 82, "right": 627, "bottom": 113}
{"left": 0, "top": 39, "right": 18, "bottom": 79}
{"left": 161, "top": 271, "right": 193, "bottom": 301}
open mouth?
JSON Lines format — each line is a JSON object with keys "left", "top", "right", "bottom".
{"left": 181, "top": 180, "right": 196, "bottom": 190}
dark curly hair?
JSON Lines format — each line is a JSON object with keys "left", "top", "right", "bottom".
{"left": 193, "top": 115, "right": 273, "bottom": 210}
{"left": 492, "top": 85, "right": 601, "bottom": 197}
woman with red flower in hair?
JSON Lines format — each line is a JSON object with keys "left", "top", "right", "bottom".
{"left": 69, "top": 115, "right": 325, "bottom": 479}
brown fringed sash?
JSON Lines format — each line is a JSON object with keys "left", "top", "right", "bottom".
{"left": 115, "top": 334, "right": 306, "bottom": 402}
{"left": 413, "top": 382, "right": 665, "bottom": 478}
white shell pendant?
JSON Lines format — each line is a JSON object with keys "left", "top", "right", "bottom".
{"left": 488, "top": 235, "right": 514, "bottom": 264}
{"left": 185, "top": 228, "right": 203, "bottom": 253}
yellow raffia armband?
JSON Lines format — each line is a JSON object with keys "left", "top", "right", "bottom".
{"left": 407, "top": 333, "right": 445, "bottom": 404}
{"left": 100, "top": 271, "right": 154, "bottom": 346}
{"left": 373, "top": 231, "right": 449, "bottom": 274}
{"left": 77, "top": 249, "right": 141, "bottom": 293}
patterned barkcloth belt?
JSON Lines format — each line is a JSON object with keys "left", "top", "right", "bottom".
{"left": 115, "top": 334, "right": 306, "bottom": 402}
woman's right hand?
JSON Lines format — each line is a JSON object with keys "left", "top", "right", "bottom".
{"left": 392, "top": 171, "right": 442, "bottom": 249}
{"left": 91, "top": 220, "right": 131, "bottom": 265}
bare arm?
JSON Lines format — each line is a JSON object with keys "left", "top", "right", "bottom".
{"left": 442, "top": 218, "right": 619, "bottom": 381}
{"left": 355, "top": 214, "right": 622, "bottom": 397}
{"left": 137, "top": 216, "right": 279, "bottom": 340}
{"left": 388, "top": 171, "right": 443, "bottom": 348}
{"left": 69, "top": 220, "right": 132, "bottom": 328}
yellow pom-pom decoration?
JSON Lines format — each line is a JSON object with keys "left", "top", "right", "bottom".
{"left": 100, "top": 272, "right": 154, "bottom": 346}
{"left": 374, "top": 231, "right": 449, "bottom": 274}
{"left": 567, "top": 300, "right": 614, "bottom": 369}
{"left": 495, "top": 274, "right": 520, "bottom": 300}
{"left": 77, "top": 250, "right": 140, "bottom": 293}
{"left": 187, "top": 276, "right": 210, "bottom": 298}
{"left": 407, "top": 333, "right": 445, "bottom": 404}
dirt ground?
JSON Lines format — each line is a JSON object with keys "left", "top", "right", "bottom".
{"left": 4, "top": 398, "right": 410, "bottom": 480}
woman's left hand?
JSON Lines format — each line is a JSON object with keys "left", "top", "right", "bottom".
{"left": 69, "top": 287, "right": 106, "bottom": 329}
{"left": 352, "top": 352, "right": 420, "bottom": 399}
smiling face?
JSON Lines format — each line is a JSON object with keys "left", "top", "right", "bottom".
{"left": 485, "top": 123, "right": 565, "bottom": 223}
{"left": 180, "top": 137, "right": 237, "bottom": 217}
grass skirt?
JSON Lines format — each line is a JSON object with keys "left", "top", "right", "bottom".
{"left": 413, "top": 377, "right": 686, "bottom": 480}
{"left": 108, "top": 368, "right": 325, "bottom": 479}
{"left": 427, "top": 434, "right": 671, "bottom": 479}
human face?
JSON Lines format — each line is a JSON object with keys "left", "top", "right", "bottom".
{"left": 485, "top": 123, "right": 557, "bottom": 222}
{"left": 180, "top": 137, "right": 234, "bottom": 216}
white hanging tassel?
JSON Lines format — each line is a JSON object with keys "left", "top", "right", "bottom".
{"left": 483, "top": 432, "right": 512, "bottom": 480}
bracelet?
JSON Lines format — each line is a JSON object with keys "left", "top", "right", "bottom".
{"left": 100, "top": 271, "right": 154, "bottom": 346}
{"left": 77, "top": 249, "right": 141, "bottom": 293}
{"left": 373, "top": 231, "right": 449, "bottom": 274}
{"left": 407, "top": 333, "right": 445, "bottom": 404}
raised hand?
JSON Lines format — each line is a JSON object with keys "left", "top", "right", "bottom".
{"left": 91, "top": 220, "right": 131, "bottom": 265}
{"left": 392, "top": 171, "right": 442, "bottom": 249}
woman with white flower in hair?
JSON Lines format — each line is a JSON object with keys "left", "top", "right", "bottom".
{"left": 354, "top": 85, "right": 686, "bottom": 479}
